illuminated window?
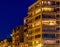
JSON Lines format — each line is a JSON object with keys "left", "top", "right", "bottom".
{"left": 42, "top": 7, "right": 54, "bottom": 12}
{"left": 42, "top": 20, "right": 56, "bottom": 25}
{"left": 35, "top": 21, "right": 41, "bottom": 27}
{"left": 35, "top": 9, "right": 41, "bottom": 14}
{"left": 35, "top": 2, "right": 41, "bottom": 8}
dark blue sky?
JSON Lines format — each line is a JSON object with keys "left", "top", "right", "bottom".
{"left": 0, "top": 0, "right": 36, "bottom": 40}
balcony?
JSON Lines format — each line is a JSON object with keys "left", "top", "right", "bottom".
{"left": 54, "top": 8, "right": 60, "bottom": 12}
{"left": 42, "top": 20, "right": 56, "bottom": 26}
{"left": 42, "top": 34, "right": 56, "bottom": 38}
{"left": 42, "top": 14, "right": 56, "bottom": 19}
{"left": 42, "top": 1, "right": 60, "bottom": 6}
{"left": 42, "top": 28, "right": 56, "bottom": 32}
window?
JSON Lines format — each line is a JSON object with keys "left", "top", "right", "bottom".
{"left": 24, "top": 29, "right": 27, "bottom": 32}
{"left": 56, "top": 15, "right": 60, "bottom": 19}
{"left": 35, "top": 21, "right": 41, "bottom": 27}
{"left": 35, "top": 28, "right": 40, "bottom": 32}
{"left": 56, "top": 21, "right": 60, "bottom": 24}
{"left": 42, "top": 27, "right": 55, "bottom": 32}
{"left": 35, "top": 34, "right": 41, "bottom": 38}
{"left": 28, "top": 42, "right": 32, "bottom": 46}
{"left": 42, "top": 34, "right": 55, "bottom": 38}
{"left": 42, "top": 20, "right": 56, "bottom": 25}
{"left": 42, "top": 14, "right": 55, "bottom": 18}
{"left": 42, "top": 1, "right": 60, "bottom": 5}
{"left": 35, "top": 2, "right": 41, "bottom": 8}
{"left": 55, "top": 2, "right": 60, "bottom": 5}
{"left": 28, "top": 36, "right": 34, "bottom": 40}
{"left": 56, "top": 27, "right": 60, "bottom": 31}
{"left": 54, "top": 8, "right": 59, "bottom": 12}
{"left": 56, "top": 34, "right": 60, "bottom": 38}
{"left": 35, "top": 15, "right": 40, "bottom": 20}
{"left": 56, "top": 40, "right": 60, "bottom": 44}
{"left": 35, "top": 9, "right": 41, "bottom": 14}
{"left": 28, "top": 30, "right": 33, "bottom": 34}
{"left": 42, "top": 7, "right": 54, "bottom": 12}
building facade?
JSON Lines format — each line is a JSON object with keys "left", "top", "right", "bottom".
{"left": 0, "top": 38, "right": 12, "bottom": 47}
{"left": 12, "top": 26, "right": 24, "bottom": 47}
{"left": 24, "top": 0, "right": 60, "bottom": 47}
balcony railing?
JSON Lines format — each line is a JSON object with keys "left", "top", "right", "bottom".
{"left": 42, "top": 1, "right": 60, "bottom": 6}
{"left": 42, "top": 14, "right": 56, "bottom": 19}
{"left": 42, "top": 34, "right": 56, "bottom": 38}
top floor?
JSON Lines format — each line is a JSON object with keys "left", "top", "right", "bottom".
{"left": 28, "top": 0, "right": 60, "bottom": 12}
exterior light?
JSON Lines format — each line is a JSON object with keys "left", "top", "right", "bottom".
{"left": 10, "top": 34, "right": 12, "bottom": 37}
{"left": 26, "top": 34, "right": 28, "bottom": 37}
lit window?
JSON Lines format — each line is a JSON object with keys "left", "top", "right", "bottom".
{"left": 35, "top": 9, "right": 41, "bottom": 14}
{"left": 42, "top": 7, "right": 54, "bottom": 12}
{"left": 42, "top": 20, "right": 56, "bottom": 25}
{"left": 35, "top": 21, "right": 41, "bottom": 26}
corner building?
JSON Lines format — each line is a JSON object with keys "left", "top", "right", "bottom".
{"left": 24, "top": 0, "right": 60, "bottom": 47}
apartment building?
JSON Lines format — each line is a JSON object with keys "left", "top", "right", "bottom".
{"left": 24, "top": 0, "right": 60, "bottom": 47}
{"left": 12, "top": 26, "right": 24, "bottom": 47}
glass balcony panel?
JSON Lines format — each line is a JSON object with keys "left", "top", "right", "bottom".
{"left": 42, "top": 34, "right": 56, "bottom": 38}
{"left": 42, "top": 1, "right": 60, "bottom": 5}
{"left": 42, "top": 14, "right": 55, "bottom": 18}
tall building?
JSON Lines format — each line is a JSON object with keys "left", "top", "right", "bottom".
{"left": 12, "top": 26, "right": 24, "bottom": 47}
{"left": 24, "top": 0, "right": 60, "bottom": 47}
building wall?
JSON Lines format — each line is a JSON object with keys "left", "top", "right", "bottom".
{"left": 12, "top": 26, "right": 24, "bottom": 47}
{"left": 24, "top": 0, "right": 60, "bottom": 47}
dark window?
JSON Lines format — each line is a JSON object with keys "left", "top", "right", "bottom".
{"left": 42, "top": 14, "right": 55, "bottom": 18}
{"left": 56, "top": 21, "right": 60, "bottom": 25}
{"left": 28, "top": 42, "right": 32, "bottom": 46}
{"left": 35, "top": 15, "right": 40, "bottom": 20}
{"left": 56, "top": 15, "right": 60, "bottom": 18}
{"left": 54, "top": 8, "right": 59, "bottom": 12}
{"left": 24, "top": 29, "right": 27, "bottom": 32}
{"left": 55, "top": 2, "right": 60, "bottom": 5}
{"left": 42, "top": 27, "right": 55, "bottom": 32}
{"left": 35, "top": 34, "right": 41, "bottom": 38}
{"left": 56, "top": 40, "right": 60, "bottom": 44}
{"left": 35, "top": 28, "right": 40, "bottom": 32}
{"left": 56, "top": 27, "right": 60, "bottom": 31}
{"left": 42, "top": 34, "right": 55, "bottom": 38}
{"left": 56, "top": 34, "right": 60, "bottom": 38}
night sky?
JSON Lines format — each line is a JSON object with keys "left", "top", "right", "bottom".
{"left": 0, "top": 0, "right": 37, "bottom": 40}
